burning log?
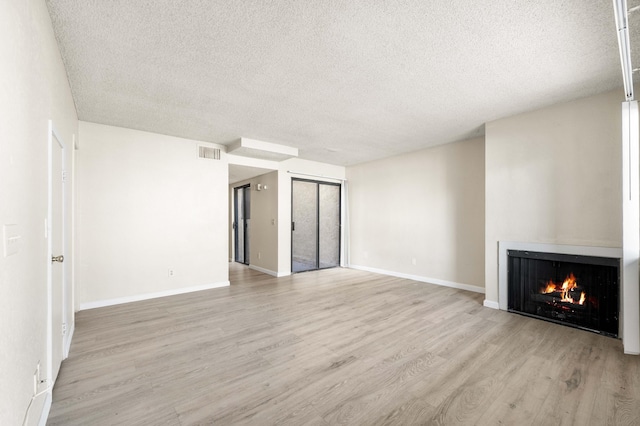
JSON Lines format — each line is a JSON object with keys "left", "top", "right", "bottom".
{"left": 538, "top": 273, "right": 587, "bottom": 306}
{"left": 531, "top": 292, "right": 588, "bottom": 310}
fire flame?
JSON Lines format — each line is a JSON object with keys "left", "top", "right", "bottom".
{"left": 540, "top": 273, "right": 586, "bottom": 305}
{"left": 579, "top": 291, "right": 586, "bottom": 305}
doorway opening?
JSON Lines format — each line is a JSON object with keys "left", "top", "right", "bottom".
{"left": 233, "top": 184, "right": 250, "bottom": 265}
{"left": 291, "top": 178, "right": 341, "bottom": 273}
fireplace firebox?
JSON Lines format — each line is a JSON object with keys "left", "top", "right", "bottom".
{"left": 507, "top": 250, "right": 619, "bottom": 337}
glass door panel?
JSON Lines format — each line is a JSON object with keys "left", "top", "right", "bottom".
{"left": 234, "top": 185, "right": 250, "bottom": 265}
{"left": 319, "top": 184, "right": 340, "bottom": 268}
{"left": 292, "top": 180, "right": 318, "bottom": 272}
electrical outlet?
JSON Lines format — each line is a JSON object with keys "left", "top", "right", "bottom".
{"left": 258, "top": 252, "right": 261, "bottom": 260}
{"left": 168, "top": 269, "right": 174, "bottom": 277}
{"left": 411, "top": 257, "right": 417, "bottom": 266}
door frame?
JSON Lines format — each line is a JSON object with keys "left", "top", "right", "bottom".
{"left": 233, "top": 184, "right": 250, "bottom": 265}
{"left": 291, "top": 178, "right": 341, "bottom": 273}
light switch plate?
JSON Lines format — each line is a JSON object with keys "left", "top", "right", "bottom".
{"left": 3, "top": 224, "right": 20, "bottom": 257}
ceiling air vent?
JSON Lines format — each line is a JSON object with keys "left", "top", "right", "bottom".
{"left": 198, "top": 146, "right": 221, "bottom": 160}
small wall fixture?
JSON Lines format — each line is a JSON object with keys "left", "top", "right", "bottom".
{"left": 256, "top": 184, "right": 268, "bottom": 191}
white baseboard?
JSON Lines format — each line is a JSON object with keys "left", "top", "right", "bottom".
{"left": 483, "top": 299, "right": 500, "bottom": 309}
{"left": 64, "top": 321, "right": 75, "bottom": 359}
{"left": 349, "top": 264, "right": 485, "bottom": 294}
{"left": 79, "top": 281, "right": 230, "bottom": 311}
{"left": 38, "top": 391, "right": 52, "bottom": 426}
{"left": 249, "top": 264, "right": 291, "bottom": 277}
{"left": 249, "top": 264, "right": 277, "bottom": 277}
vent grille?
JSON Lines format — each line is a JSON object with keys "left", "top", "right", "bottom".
{"left": 198, "top": 146, "right": 221, "bottom": 160}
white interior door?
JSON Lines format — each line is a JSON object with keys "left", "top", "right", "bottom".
{"left": 48, "top": 123, "right": 66, "bottom": 384}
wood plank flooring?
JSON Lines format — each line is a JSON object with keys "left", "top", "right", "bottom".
{"left": 47, "top": 264, "right": 640, "bottom": 425}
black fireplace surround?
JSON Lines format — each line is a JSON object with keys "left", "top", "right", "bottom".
{"left": 508, "top": 250, "right": 619, "bottom": 337}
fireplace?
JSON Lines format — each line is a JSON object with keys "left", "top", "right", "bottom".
{"left": 508, "top": 250, "right": 620, "bottom": 337}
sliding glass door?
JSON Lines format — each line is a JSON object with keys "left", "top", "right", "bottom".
{"left": 234, "top": 184, "right": 250, "bottom": 265}
{"left": 291, "top": 179, "right": 340, "bottom": 273}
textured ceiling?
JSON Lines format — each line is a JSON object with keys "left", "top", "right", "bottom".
{"left": 47, "top": 0, "right": 628, "bottom": 166}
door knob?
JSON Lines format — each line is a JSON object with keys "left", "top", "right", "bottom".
{"left": 52, "top": 255, "right": 64, "bottom": 263}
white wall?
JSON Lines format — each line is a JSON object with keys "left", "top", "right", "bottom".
{"left": 347, "top": 138, "right": 485, "bottom": 291}
{"left": 76, "top": 122, "right": 229, "bottom": 308}
{"left": 484, "top": 89, "right": 623, "bottom": 304}
{"left": 229, "top": 171, "right": 279, "bottom": 274}
{"left": 0, "top": 0, "right": 78, "bottom": 424}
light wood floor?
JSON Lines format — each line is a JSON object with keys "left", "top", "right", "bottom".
{"left": 48, "top": 264, "right": 640, "bottom": 425}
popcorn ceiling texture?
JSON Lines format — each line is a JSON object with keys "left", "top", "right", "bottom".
{"left": 46, "top": 0, "right": 624, "bottom": 166}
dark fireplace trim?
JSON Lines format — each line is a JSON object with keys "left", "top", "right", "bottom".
{"left": 508, "top": 250, "right": 620, "bottom": 268}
